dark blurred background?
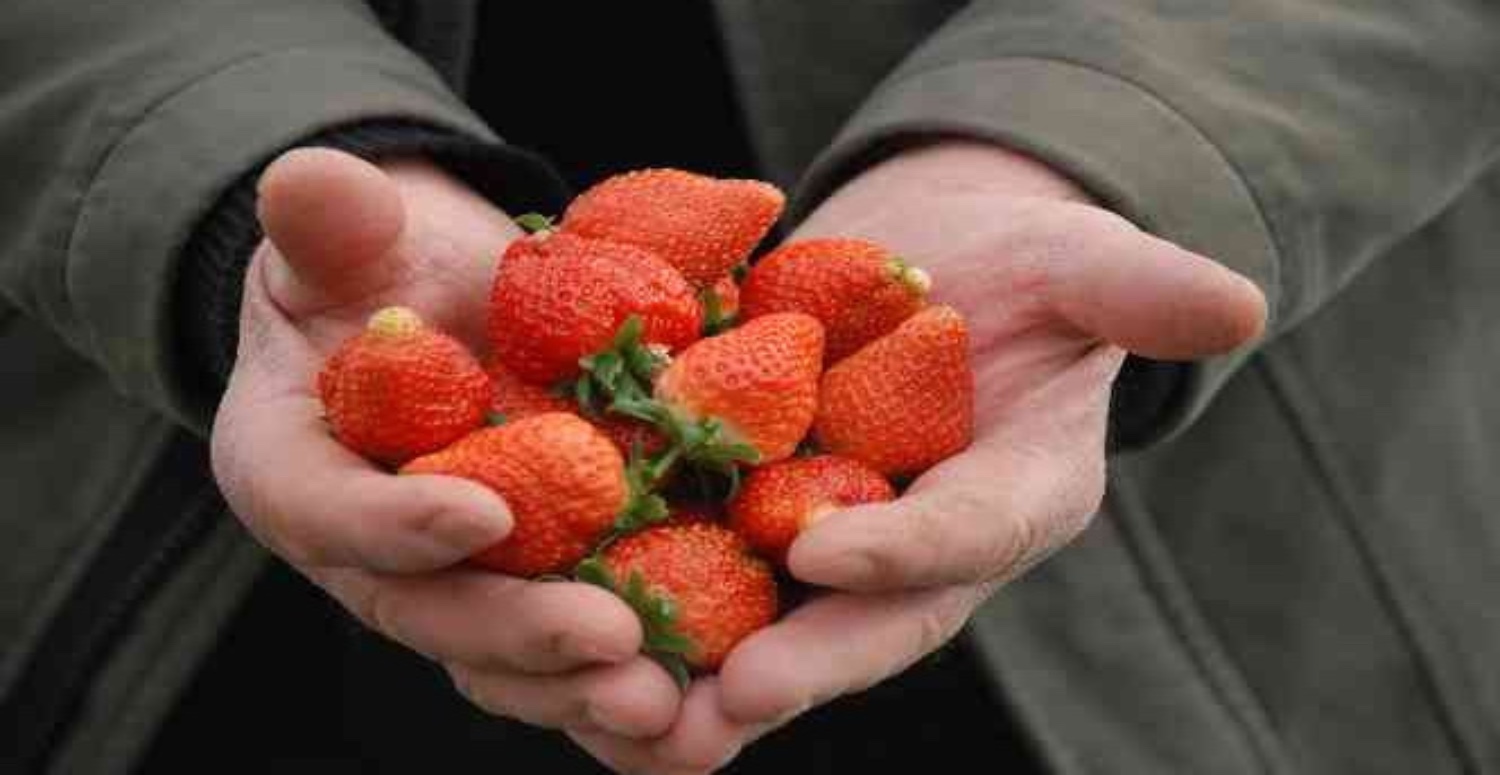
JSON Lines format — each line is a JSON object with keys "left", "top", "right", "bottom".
{"left": 468, "top": 0, "right": 758, "bottom": 190}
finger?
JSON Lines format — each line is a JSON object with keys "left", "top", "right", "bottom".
{"left": 1046, "top": 205, "right": 1268, "bottom": 359}
{"left": 718, "top": 587, "right": 981, "bottom": 725}
{"left": 789, "top": 347, "right": 1114, "bottom": 591}
{"left": 571, "top": 679, "right": 776, "bottom": 775}
{"left": 211, "top": 388, "right": 511, "bottom": 573}
{"left": 256, "top": 147, "right": 407, "bottom": 315}
{"left": 448, "top": 656, "right": 681, "bottom": 738}
{"left": 312, "top": 567, "right": 641, "bottom": 674}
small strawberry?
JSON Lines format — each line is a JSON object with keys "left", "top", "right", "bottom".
{"left": 317, "top": 307, "right": 490, "bottom": 466}
{"left": 561, "top": 169, "right": 784, "bottom": 288}
{"left": 401, "top": 413, "right": 646, "bottom": 577}
{"left": 728, "top": 454, "right": 894, "bottom": 566}
{"left": 489, "top": 231, "right": 701, "bottom": 385}
{"left": 578, "top": 521, "right": 778, "bottom": 676}
{"left": 814, "top": 305, "right": 974, "bottom": 477}
{"left": 489, "top": 361, "right": 666, "bottom": 457}
{"left": 647, "top": 312, "right": 824, "bottom": 467}
{"left": 740, "top": 238, "right": 929, "bottom": 362}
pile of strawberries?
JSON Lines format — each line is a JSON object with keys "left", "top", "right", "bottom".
{"left": 317, "top": 169, "right": 974, "bottom": 682}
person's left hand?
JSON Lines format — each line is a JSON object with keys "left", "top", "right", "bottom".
{"left": 567, "top": 141, "right": 1268, "bottom": 774}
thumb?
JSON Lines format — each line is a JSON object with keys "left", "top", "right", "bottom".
{"left": 256, "top": 147, "right": 407, "bottom": 316}
{"left": 1049, "top": 214, "right": 1269, "bottom": 360}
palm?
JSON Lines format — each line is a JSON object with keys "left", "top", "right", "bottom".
{"left": 569, "top": 145, "right": 1266, "bottom": 774}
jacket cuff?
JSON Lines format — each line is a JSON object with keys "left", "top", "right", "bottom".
{"left": 796, "top": 57, "right": 1281, "bottom": 449}
{"left": 178, "top": 120, "right": 566, "bottom": 403}
{"left": 61, "top": 46, "right": 568, "bottom": 434}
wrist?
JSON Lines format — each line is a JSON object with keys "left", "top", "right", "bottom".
{"left": 867, "top": 139, "right": 1096, "bottom": 203}
{"left": 797, "top": 139, "right": 1097, "bottom": 238}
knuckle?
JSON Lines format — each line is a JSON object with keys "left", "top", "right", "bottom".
{"left": 393, "top": 498, "right": 446, "bottom": 543}
{"left": 891, "top": 499, "right": 956, "bottom": 580}
{"left": 448, "top": 667, "right": 492, "bottom": 712}
{"left": 984, "top": 512, "right": 1041, "bottom": 584}
{"left": 451, "top": 669, "right": 514, "bottom": 720}
{"left": 940, "top": 486, "right": 1012, "bottom": 582}
{"left": 365, "top": 584, "right": 407, "bottom": 645}
{"left": 268, "top": 510, "right": 332, "bottom": 568}
{"left": 915, "top": 591, "right": 971, "bottom": 656}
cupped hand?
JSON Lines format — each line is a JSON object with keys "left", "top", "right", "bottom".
{"left": 571, "top": 141, "right": 1268, "bottom": 773}
{"left": 209, "top": 148, "right": 681, "bottom": 742}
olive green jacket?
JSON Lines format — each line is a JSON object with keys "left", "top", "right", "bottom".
{"left": 2, "top": 0, "right": 1497, "bottom": 772}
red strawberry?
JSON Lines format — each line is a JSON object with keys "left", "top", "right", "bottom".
{"left": 740, "top": 238, "right": 929, "bottom": 362}
{"left": 489, "top": 359, "right": 666, "bottom": 455}
{"left": 489, "top": 231, "right": 701, "bottom": 385}
{"left": 651, "top": 312, "right": 824, "bottom": 465}
{"left": 488, "top": 361, "right": 666, "bottom": 457}
{"left": 728, "top": 454, "right": 894, "bottom": 566}
{"left": 401, "top": 413, "right": 629, "bottom": 577}
{"left": 561, "top": 169, "right": 784, "bottom": 288}
{"left": 582, "top": 521, "right": 777, "bottom": 673}
{"left": 593, "top": 415, "right": 668, "bottom": 458}
{"left": 814, "top": 306, "right": 974, "bottom": 477}
{"left": 317, "top": 307, "right": 490, "bottom": 466}
{"left": 488, "top": 360, "right": 573, "bottom": 419}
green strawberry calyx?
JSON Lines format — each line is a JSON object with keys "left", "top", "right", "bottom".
{"left": 574, "top": 557, "right": 693, "bottom": 688}
{"left": 613, "top": 445, "right": 672, "bottom": 535}
{"left": 574, "top": 316, "right": 665, "bottom": 418}
{"left": 513, "top": 212, "right": 557, "bottom": 234}
{"left": 575, "top": 316, "right": 760, "bottom": 496}
{"left": 698, "top": 285, "right": 736, "bottom": 336}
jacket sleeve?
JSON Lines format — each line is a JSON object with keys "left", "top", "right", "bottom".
{"left": 797, "top": 0, "right": 1500, "bottom": 447}
{"left": 0, "top": 0, "right": 560, "bottom": 432}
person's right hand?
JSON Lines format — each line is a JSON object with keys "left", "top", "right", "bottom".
{"left": 209, "top": 148, "right": 682, "bottom": 741}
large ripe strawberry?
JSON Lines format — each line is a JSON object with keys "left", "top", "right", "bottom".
{"left": 647, "top": 312, "right": 824, "bottom": 467}
{"left": 728, "top": 454, "right": 894, "bottom": 567}
{"left": 578, "top": 521, "right": 777, "bottom": 676}
{"left": 814, "top": 305, "right": 974, "bottom": 477}
{"left": 489, "top": 231, "right": 701, "bottom": 385}
{"left": 561, "top": 169, "right": 784, "bottom": 288}
{"left": 401, "top": 413, "right": 632, "bottom": 577}
{"left": 317, "top": 306, "right": 490, "bottom": 466}
{"left": 740, "top": 238, "right": 929, "bottom": 362}
{"left": 488, "top": 360, "right": 665, "bottom": 457}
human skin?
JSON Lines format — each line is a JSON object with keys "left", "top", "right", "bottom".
{"left": 210, "top": 143, "right": 1265, "bottom": 773}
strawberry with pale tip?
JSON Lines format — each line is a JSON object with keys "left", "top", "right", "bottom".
{"left": 740, "top": 237, "right": 930, "bottom": 362}
{"left": 728, "top": 454, "right": 894, "bottom": 567}
{"left": 317, "top": 306, "right": 491, "bottom": 466}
